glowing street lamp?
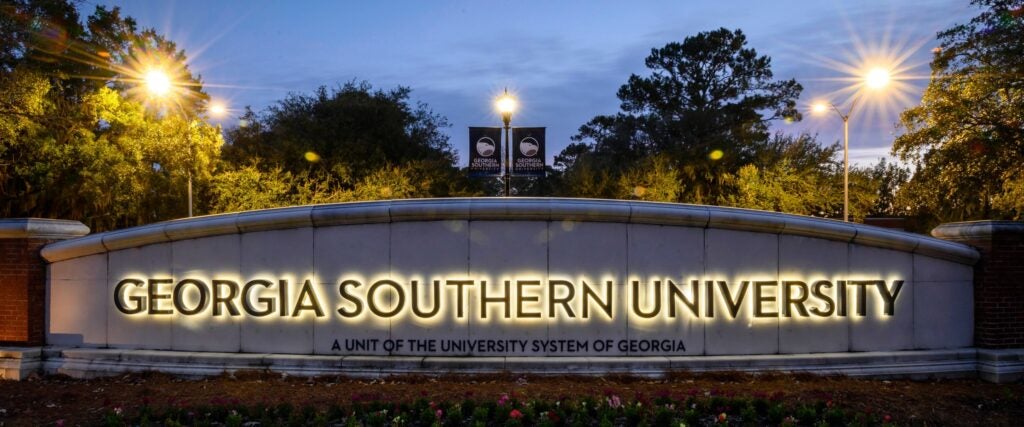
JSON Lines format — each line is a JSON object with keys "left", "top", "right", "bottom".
{"left": 144, "top": 69, "right": 172, "bottom": 97}
{"left": 495, "top": 89, "right": 517, "bottom": 197}
{"left": 142, "top": 66, "right": 224, "bottom": 219}
{"left": 812, "top": 67, "right": 891, "bottom": 222}
{"left": 865, "top": 67, "right": 891, "bottom": 89}
{"left": 208, "top": 101, "right": 228, "bottom": 118}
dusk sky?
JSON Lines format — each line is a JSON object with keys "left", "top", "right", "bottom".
{"left": 102, "top": 0, "right": 978, "bottom": 167}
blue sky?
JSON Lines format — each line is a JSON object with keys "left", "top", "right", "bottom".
{"left": 100, "top": 0, "right": 978, "bottom": 167}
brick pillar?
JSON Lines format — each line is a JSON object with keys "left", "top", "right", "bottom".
{"left": 933, "top": 221, "right": 1024, "bottom": 349}
{"left": 0, "top": 219, "right": 89, "bottom": 346}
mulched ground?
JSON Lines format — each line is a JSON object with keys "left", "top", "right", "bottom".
{"left": 1, "top": 371, "right": 1022, "bottom": 426}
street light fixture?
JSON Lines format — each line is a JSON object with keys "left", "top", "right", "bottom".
{"left": 865, "top": 67, "right": 891, "bottom": 89}
{"left": 143, "top": 69, "right": 172, "bottom": 97}
{"left": 208, "top": 101, "right": 227, "bottom": 117}
{"left": 812, "top": 67, "right": 891, "bottom": 222}
{"left": 141, "top": 64, "right": 229, "bottom": 218}
{"left": 495, "top": 89, "right": 516, "bottom": 197}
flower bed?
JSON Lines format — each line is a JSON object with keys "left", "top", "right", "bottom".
{"left": 101, "top": 392, "right": 877, "bottom": 426}
{"left": 1, "top": 372, "right": 1021, "bottom": 426}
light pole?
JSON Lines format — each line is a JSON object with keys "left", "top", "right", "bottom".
{"left": 144, "top": 68, "right": 197, "bottom": 216}
{"left": 186, "top": 121, "right": 195, "bottom": 217}
{"left": 496, "top": 89, "right": 516, "bottom": 197}
{"left": 144, "top": 67, "right": 228, "bottom": 217}
{"left": 812, "top": 67, "right": 890, "bottom": 222}
{"left": 812, "top": 99, "right": 856, "bottom": 222}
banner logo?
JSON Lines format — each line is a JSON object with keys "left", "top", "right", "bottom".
{"left": 519, "top": 137, "right": 539, "bottom": 157}
{"left": 476, "top": 137, "right": 497, "bottom": 157}
{"left": 468, "top": 127, "right": 502, "bottom": 176}
{"left": 512, "top": 127, "right": 546, "bottom": 176}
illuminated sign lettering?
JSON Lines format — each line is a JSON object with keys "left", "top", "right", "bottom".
{"left": 114, "top": 277, "right": 904, "bottom": 320}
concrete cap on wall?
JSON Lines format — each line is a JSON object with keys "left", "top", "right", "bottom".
{"left": 0, "top": 218, "right": 90, "bottom": 240}
{"left": 40, "top": 198, "right": 981, "bottom": 265}
{"left": 932, "top": 220, "right": 1024, "bottom": 240}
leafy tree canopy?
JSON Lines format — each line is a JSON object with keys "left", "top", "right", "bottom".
{"left": 558, "top": 28, "right": 803, "bottom": 204}
{"left": 218, "top": 82, "right": 481, "bottom": 211}
{"left": 894, "top": 0, "right": 1024, "bottom": 224}
{"left": 1, "top": 0, "right": 221, "bottom": 231}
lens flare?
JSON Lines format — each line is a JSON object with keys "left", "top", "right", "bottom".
{"left": 865, "top": 68, "right": 891, "bottom": 89}
{"left": 209, "top": 101, "right": 228, "bottom": 117}
{"left": 709, "top": 149, "right": 724, "bottom": 160}
{"left": 788, "top": 19, "right": 934, "bottom": 166}
{"left": 144, "top": 69, "right": 172, "bottom": 96}
{"left": 496, "top": 94, "right": 517, "bottom": 114}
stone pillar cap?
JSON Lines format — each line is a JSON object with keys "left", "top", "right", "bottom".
{"left": 932, "top": 220, "right": 1024, "bottom": 240}
{"left": 0, "top": 218, "right": 90, "bottom": 240}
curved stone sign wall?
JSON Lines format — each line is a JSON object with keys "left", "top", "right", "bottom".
{"left": 43, "top": 199, "right": 977, "bottom": 361}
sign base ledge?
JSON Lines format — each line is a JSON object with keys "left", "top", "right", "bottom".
{"left": 2, "top": 347, "right": 1021, "bottom": 383}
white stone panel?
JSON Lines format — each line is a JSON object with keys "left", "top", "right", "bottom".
{"left": 47, "top": 254, "right": 108, "bottom": 347}
{"left": 848, "top": 245, "right": 914, "bottom": 351}
{"left": 389, "top": 221, "right": 470, "bottom": 356}
{"left": 914, "top": 254, "right": 973, "bottom": 283}
{"left": 48, "top": 280, "right": 107, "bottom": 347}
{"left": 171, "top": 235, "right": 242, "bottom": 352}
{"left": 49, "top": 253, "right": 107, "bottom": 281}
{"left": 704, "top": 228, "right": 779, "bottom": 355}
{"left": 914, "top": 281, "right": 973, "bottom": 349}
{"left": 240, "top": 228, "right": 315, "bottom": 354}
{"left": 313, "top": 223, "right": 392, "bottom": 355}
{"left": 547, "top": 221, "right": 628, "bottom": 356}
{"left": 468, "top": 221, "right": 548, "bottom": 355}
{"left": 626, "top": 224, "right": 704, "bottom": 356}
{"left": 778, "top": 235, "right": 849, "bottom": 354}
{"left": 106, "top": 243, "right": 173, "bottom": 349}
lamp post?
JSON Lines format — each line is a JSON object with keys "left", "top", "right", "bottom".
{"left": 144, "top": 68, "right": 197, "bottom": 216}
{"left": 496, "top": 89, "right": 516, "bottom": 197}
{"left": 812, "top": 67, "right": 890, "bottom": 222}
{"left": 144, "top": 67, "right": 229, "bottom": 217}
{"left": 812, "top": 100, "right": 856, "bottom": 222}
{"left": 186, "top": 121, "right": 195, "bottom": 217}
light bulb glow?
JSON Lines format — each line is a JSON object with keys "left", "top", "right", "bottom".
{"left": 144, "top": 70, "right": 172, "bottom": 96}
{"left": 209, "top": 101, "right": 227, "bottom": 117}
{"left": 496, "top": 95, "right": 516, "bottom": 114}
{"left": 865, "top": 68, "right": 891, "bottom": 89}
{"left": 812, "top": 103, "right": 829, "bottom": 114}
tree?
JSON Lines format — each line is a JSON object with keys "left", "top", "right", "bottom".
{"left": 221, "top": 82, "right": 479, "bottom": 201}
{"left": 866, "top": 158, "right": 910, "bottom": 217}
{"left": 558, "top": 28, "right": 803, "bottom": 204}
{"left": 615, "top": 155, "right": 680, "bottom": 202}
{"left": 725, "top": 133, "right": 860, "bottom": 218}
{"left": 0, "top": 0, "right": 221, "bottom": 231}
{"left": 893, "top": 0, "right": 1024, "bottom": 223}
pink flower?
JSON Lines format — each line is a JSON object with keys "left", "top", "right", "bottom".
{"left": 607, "top": 395, "right": 622, "bottom": 409}
{"left": 509, "top": 409, "right": 524, "bottom": 419}
{"left": 498, "top": 393, "right": 510, "bottom": 406}
{"left": 55, "top": 421, "right": 65, "bottom": 427}
{"left": 718, "top": 412, "right": 727, "bottom": 423}
{"left": 884, "top": 415, "right": 892, "bottom": 423}
{"left": 435, "top": 409, "right": 443, "bottom": 419}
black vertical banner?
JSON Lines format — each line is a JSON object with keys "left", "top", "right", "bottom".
{"left": 468, "top": 127, "right": 502, "bottom": 176}
{"left": 512, "top": 127, "right": 545, "bottom": 176}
